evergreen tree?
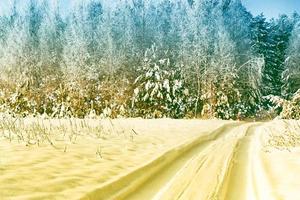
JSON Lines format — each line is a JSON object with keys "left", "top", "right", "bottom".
{"left": 250, "top": 14, "right": 269, "bottom": 56}
{"left": 262, "top": 15, "right": 293, "bottom": 96}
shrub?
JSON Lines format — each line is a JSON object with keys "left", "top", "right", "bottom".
{"left": 0, "top": 76, "right": 131, "bottom": 119}
{"left": 266, "top": 89, "right": 300, "bottom": 119}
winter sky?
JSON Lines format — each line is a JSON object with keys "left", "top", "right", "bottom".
{"left": 0, "top": 0, "right": 300, "bottom": 19}
{"left": 242, "top": 0, "right": 300, "bottom": 19}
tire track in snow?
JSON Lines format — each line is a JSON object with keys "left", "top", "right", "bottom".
{"left": 81, "top": 122, "right": 277, "bottom": 200}
{"left": 217, "top": 123, "right": 283, "bottom": 200}
{"left": 170, "top": 123, "right": 257, "bottom": 200}
{"left": 80, "top": 122, "right": 241, "bottom": 200}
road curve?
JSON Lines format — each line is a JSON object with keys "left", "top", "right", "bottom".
{"left": 81, "top": 122, "right": 275, "bottom": 200}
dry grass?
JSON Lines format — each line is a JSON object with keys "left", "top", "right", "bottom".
{"left": 0, "top": 114, "right": 133, "bottom": 154}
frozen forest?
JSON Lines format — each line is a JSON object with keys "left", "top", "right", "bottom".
{"left": 0, "top": 0, "right": 299, "bottom": 119}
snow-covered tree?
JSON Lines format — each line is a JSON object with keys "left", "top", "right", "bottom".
{"left": 250, "top": 14, "right": 269, "bottom": 57}
{"left": 132, "top": 44, "right": 190, "bottom": 118}
{"left": 262, "top": 15, "right": 293, "bottom": 96}
{"left": 282, "top": 22, "right": 300, "bottom": 98}
{"left": 39, "top": 2, "right": 65, "bottom": 78}
{"left": 222, "top": 0, "right": 253, "bottom": 64}
{"left": 63, "top": 8, "right": 91, "bottom": 80}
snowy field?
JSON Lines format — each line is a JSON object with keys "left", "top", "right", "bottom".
{"left": 1, "top": 118, "right": 300, "bottom": 200}
{"left": 1, "top": 1, "right": 300, "bottom": 199}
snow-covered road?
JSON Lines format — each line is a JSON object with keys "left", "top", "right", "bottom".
{"left": 1, "top": 119, "right": 300, "bottom": 200}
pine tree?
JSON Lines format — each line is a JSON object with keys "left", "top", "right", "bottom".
{"left": 250, "top": 14, "right": 269, "bottom": 56}
{"left": 262, "top": 15, "right": 293, "bottom": 96}
{"left": 132, "top": 44, "right": 189, "bottom": 118}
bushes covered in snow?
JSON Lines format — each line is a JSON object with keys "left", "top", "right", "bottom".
{"left": 0, "top": 0, "right": 299, "bottom": 119}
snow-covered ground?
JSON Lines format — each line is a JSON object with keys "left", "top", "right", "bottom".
{"left": 1, "top": 119, "right": 300, "bottom": 199}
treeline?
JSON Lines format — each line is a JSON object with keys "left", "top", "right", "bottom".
{"left": 0, "top": 0, "right": 299, "bottom": 119}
